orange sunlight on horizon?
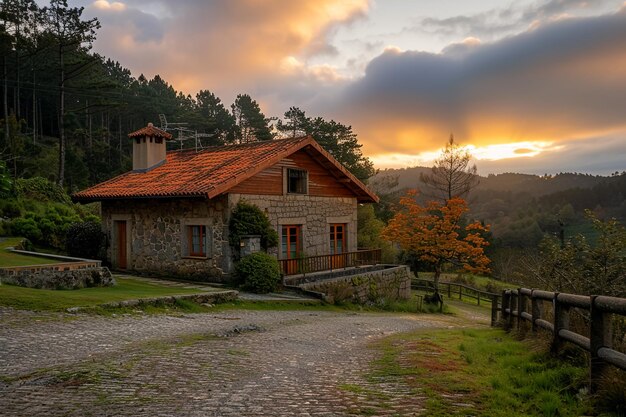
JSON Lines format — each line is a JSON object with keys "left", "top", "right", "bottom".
{"left": 370, "top": 140, "right": 563, "bottom": 169}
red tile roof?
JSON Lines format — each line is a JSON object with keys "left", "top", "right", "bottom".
{"left": 128, "top": 123, "right": 173, "bottom": 140}
{"left": 72, "top": 136, "right": 379, "bottom": 203}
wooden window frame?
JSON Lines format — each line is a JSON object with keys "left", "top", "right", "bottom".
{"left": 286, "top": 168, "right": 308, "bottom": 195}
{"left": 281, "top": 225, "right": 302, "bottom": 259}
{"left": 329, "top": 223, "right": 346, "bottom": 255}
{"left": 187, "top": 225, "right": 207, "bottom": 257}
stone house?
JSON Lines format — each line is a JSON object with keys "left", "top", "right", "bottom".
{"left": 73, "top": 123, "right": 379, "bottom": 281}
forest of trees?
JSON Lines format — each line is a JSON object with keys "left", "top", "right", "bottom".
{"left": 0, "top": 0, "right": 374, "bottom": 193}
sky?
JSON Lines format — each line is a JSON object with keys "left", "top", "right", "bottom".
{"left": 72, "top": 0, "right": 626, "bottom": 175}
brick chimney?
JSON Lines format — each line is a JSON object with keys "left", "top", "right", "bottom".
{"left": 128, "top": 123, "right": 173, "bottom": 172}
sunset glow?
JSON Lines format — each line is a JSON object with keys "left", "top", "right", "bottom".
{"left": 468, "top": 142, "right": 563, "bottom": 161}
{"left": 370, "top": 141, "right": 562, "bottom": 170}
{"left": 79, "top": 0, "right": 626, "bottom": 175}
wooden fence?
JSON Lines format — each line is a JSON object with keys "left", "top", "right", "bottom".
{"left": 502, "top": 288, "right": 626, "bottom": 392}
{"left": 412, "top": 278, "right": 501, "bottom": 325}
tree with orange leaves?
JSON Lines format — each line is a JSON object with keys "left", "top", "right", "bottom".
{"left": 382, "top": 190, "right": 491, "bottom": 294}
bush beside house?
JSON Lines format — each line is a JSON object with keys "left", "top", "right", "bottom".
{"left": 235, "top": 252, "right": 281, "bottom": 293}
{"left": 228, "top": 200, "right": 278, "bottom": 257}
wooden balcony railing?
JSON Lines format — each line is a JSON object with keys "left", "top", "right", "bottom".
{"left": 279, "top": 249, "right": 382, "bottom": 276}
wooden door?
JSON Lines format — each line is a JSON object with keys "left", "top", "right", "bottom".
{"left": 330, "top": 224, "right": 346, "bottom": 269}
{"left": 282, "top": 225, "right": 301, "bottom": 275}
{"left": 116, "top": 220, "right": 127, "bottom": 269}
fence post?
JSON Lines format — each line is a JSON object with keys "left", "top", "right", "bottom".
{"left": 459, "top": 285, "right": 462, "bottom": 300}
{"left": 552, "top": 293, "right": 568, "bottom": 353}
{"left": 589, "top": 295, "right": 613, "bottom": 394}
{"left": 447, "top": 283, "right": 451, "bottom": 298}
{"left": 491, "top": 295, "right": 498, "bottom": 327}
{"left": 531, "top": 290, "right": 540, "bottom": 333}
{"left": 518, "top": 288, "right": 526, "bottom": 331}
{"left": 508, "top": 291, "right": 517, "bottom": 330}
{"left": 502, "top": 291, "right": 510, "bottom": 330}
{"left": 478, "top": 291, "right": 481, "bottom": 306}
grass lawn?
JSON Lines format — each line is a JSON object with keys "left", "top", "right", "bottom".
{"left": 360, "top": 328, "right": 590, "bottom": 417}
{"left": 0, "top": 276, "right": 209, "bottom": 311}
{"left": 0, "top": 237, "right": 64, "bottom": 267}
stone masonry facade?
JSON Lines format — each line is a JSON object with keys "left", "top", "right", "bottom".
{"left": 101, "top": 197, "right": 229, "bottom": 281}
{"left": 229, "top": 193, "right": 358, "bottom": 258}
{"left": 101, "top": 193, "right": 358, "bottom": 282}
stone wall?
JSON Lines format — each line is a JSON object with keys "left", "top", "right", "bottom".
{"left": 298, "top": 265, "right": 412, "bottom": 304}
{"left": 101, "top": 197, "right": 230, "bottom": 281}
{"left": 229, "top": 194, "right": 358, "bottom": 257}
{"left": 1, "top": 266, "right": 114, "bottom": 290}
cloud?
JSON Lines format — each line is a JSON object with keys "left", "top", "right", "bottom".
{"left": 87, "top": 1, "right": 164, "bottom": 45}
{"left": 411, "top": 0, "right": 622, "bottom": 42}
{"left": 476, "top": 134, "right": 626, "bottom": 175}
{"left": 93, "top": 0, "right": 126, "bottom": 11}
{"left": 328, "top": 6, "right": 626, "bottom": 169}
{"left": 82, "top": 0, "right": 626, "bottom": 174}
{"left": 85, "top": 0, "right": 368, "bottom": 99}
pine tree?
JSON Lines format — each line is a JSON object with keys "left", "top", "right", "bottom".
{"left": 43, "top": 0, "right": 99, "bottom": 186}
{"left": 231, "top": 93, "right": 273, "bottom": 143}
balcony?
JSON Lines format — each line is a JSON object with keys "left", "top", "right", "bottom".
{"left": 278, "top": 248, "right": 382, "bottom": 276}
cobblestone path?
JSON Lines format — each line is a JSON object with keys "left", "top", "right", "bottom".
{"left": 0, "top": 307, "right": 480, "bottom": 416}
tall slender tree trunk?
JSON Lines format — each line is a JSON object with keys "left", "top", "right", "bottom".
{"left": 433, "top": 264, "right": 441, "bottom": 294}
{"left": 38, "top": 98, "right": 42, "bottom": 141}
{"left": 86, "top": 99, "right": 92, "bottom": 149}
{"left": 15, "top": 49, "right": 20, "bottom": 119}
{"left": 57, "top": 43, "right": 65, "bottom": 187}
{"left": 3, "top": 56, "right": 9, "bottom": 146}
{"left": 32, "top": 70, "right": 36, "bottom": 144}
{"left": 433, "top": 264, "right": 444, "bottom": 311}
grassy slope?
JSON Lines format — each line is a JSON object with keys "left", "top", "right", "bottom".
{"left": 0, "top": 237, "right": 64, "bottom": 267}
{"left": 365, "top": 328, "right": 589, "bottom": 417}
{"left": 0, "top": 277, "right": 207, "bottom": 311}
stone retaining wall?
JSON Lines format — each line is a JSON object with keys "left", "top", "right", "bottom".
{"left": 298, "top": 265, "right": 411, "bottom": 304}
{"left": 0, "top": 265, "right": 114, "bottom": 290}
{"left": 67, "top": 290, "right": 239, "bottom": 313}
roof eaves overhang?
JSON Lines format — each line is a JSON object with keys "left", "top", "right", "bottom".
{"left": 72, "top": 192, "right": 210, "bottom": 203}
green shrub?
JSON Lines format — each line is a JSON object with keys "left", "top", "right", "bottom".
{"left": 235, "top": 252, "right": 282, "bottom": 294}
{"left": 0, "top": 200, "right": 21, "bottom": 218}
{"left": 10, "top": 217, "right": 42, "bottom": 242}
{"left": 8, "top": 206, "right": 85, "bottom": 249}
{"left": 229, "top": 200, "right": 278, "bottom": 255}
{"left": 66, "top": 221, "right": 104, "bottom": 259}
{"left": 15, "top": 177, "right": 71, "bottom": 203}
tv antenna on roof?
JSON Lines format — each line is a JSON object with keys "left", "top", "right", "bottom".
{"left": 158, "top": 114, "right": 214, "bottom": 151}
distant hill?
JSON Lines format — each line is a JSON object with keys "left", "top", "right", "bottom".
{"left": 372, "top": 167, "right": 607, "bottom": 197}
{"left": 370, "top": 167, "right": 626, "bottom": 248}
